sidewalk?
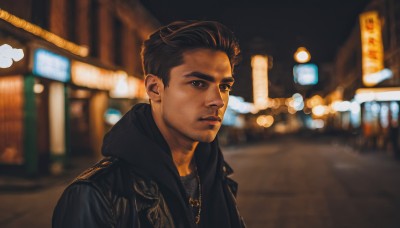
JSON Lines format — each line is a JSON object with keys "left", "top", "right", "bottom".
{"left": 0, "top": 156, "right": 98, "bottom": 193}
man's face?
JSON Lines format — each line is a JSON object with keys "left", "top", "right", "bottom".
{"left": 159, "top": 48, "right": 234, "bottom": 143}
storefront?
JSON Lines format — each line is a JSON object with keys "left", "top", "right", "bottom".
{"left": 69, "top": 60, "right": 146, "bottom": 159}
{"left": 0, "top": 41, "right": 70, "bottom": 176}
{"left": 0, "top": 7, "right": 151, "bottom": 176}
{"left": 355, "top": 88, "right": 400, "bottom": 154}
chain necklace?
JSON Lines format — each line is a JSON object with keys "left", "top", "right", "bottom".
{"left": 188, "top": 171, "right": 202, "bottom": 224}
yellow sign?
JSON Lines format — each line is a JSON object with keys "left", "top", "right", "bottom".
{"left": 71, "top": 61, "right": 145, "bottom": 99}
{"left": 71, "top": 61, "right": 124, "bottom": 91}
{"left": 251, "top": 55, "right": 269, "bottom": 110}
{"left": 359, "top": 11, "right": 384, "bottom": 87}
{"left": 110, "top": 76, "right": 143, "bottom": 99}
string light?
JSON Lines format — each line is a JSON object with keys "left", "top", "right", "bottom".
{"left": 0, "top": 9, "right": 89, "bottom": 57}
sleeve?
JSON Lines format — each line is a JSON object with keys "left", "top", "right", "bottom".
{"left": 52, "top": 183, "right": 114, "bottom": 228}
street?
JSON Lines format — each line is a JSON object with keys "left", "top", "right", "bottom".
{"left": 224, "top": 135, "right": 400, "bottom": 228}
{"left": 1, "top": 135, "right": 400, "bottom": 228}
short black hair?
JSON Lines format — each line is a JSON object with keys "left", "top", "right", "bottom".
{"left": 142, "top": 20, "right": 241, "bottom": 86}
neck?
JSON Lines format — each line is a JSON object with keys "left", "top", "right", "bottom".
{"left": 170, "top": 141, "right": 199, "bottom": 176}
{"left": 151, "top": 106, "right": 199, "bottom": 176}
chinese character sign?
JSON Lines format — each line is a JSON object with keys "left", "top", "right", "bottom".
{"left": 359, "top": 11, "right": 384, "bottom": 87}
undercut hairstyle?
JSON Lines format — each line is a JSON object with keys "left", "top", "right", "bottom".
{"left": 142, "top": 20, "right": 241, "bottom": 86}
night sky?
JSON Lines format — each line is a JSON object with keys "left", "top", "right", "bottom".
{"left": 140, "top": 0, "right": 371, "bottom": 100}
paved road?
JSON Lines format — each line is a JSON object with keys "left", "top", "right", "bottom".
{"left": 0, "top": 157, "right": 95, "bottom": 228}
{"left": 1, "top": 135, "right": 400, "bottom": 228}
{"left": 223, "top": 136, "right": 400, "bottom": 228}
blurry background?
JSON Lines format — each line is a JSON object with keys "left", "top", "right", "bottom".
{"left": 0, "top": 0, "right": 400, "bottom": 227}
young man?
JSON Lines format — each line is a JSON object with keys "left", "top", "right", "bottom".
{"left": 53, "top": 20, "right": 245, "bottom": 228}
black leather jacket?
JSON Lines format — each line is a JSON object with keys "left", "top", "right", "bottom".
{"left": 52, "top": 156, "right": 240, "bottom": 228}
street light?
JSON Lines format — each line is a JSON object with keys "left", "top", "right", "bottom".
{"left": 294, "top": 47, "right": 311, "bottom": 63}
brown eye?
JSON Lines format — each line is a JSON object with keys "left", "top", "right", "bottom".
{"left": 220, "top": 84, "right": 232, "bottom": 92}
{"left": 191, "top": 81, "right": 206, "bottom": 88}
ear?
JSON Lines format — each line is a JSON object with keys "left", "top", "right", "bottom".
{"left": 145, "top": 74, "right": 163, "bottom": 102}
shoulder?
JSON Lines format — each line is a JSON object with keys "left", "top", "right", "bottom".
{"left": 74, "top": 157, "right": 122, "bottom": 182}
{"left": 71, "top": 157, "right": 135, "bottom": 198}
{"left": 53, "top": 179, "right": 116, "bottom": 227}
{"left": 53, "top": 157, "right": 136, "bottom": 227}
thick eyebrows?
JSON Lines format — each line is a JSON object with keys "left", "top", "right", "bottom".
{"left": 183, "top": 71, "right": 235, "bottom": 83}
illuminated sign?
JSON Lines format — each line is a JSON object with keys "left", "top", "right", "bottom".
{"left": 33, "top": 48, "right": 70, "bottom": 82}
{"left": 362, "top": 68, "right": 392, "bottom": 86}
{"left": 71, "top": 61, "right": 123, "bottom": 90}
{"left": 251, "top": 55, "right": 269, "bottom": 110}
{"left": 360, "top": 11, "right": 385, "bottom": 87}
{"left": 355, "top": 87, "right": 400, "bottom": 103}
{"left": 71, "top": 61, "right": 144, "bottom": 98}
{"left": 293, "top": 63, "right": 318, "bottom": 85}
{"left": 128, "top": 77, "right": 145, "bottom": 99}
{"left": 110, "top": 76, "right": 129, "bottom": 98}
{"left": 110, "top": 76, "right": 142, "bottom": 98}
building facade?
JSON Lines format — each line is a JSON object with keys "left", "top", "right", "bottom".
{"left": 331, "top": 0, "right": 400, "bottom": 157}
{"left": 0, "top": 0, "right": 160, "bottom": 176}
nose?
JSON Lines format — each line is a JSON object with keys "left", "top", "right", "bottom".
{"left": 206, "top": 86, "right": 225, "bottom": 109}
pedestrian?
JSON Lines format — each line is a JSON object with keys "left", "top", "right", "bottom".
{"left": 52, "top": 20, "right": 245, "bottom": 228}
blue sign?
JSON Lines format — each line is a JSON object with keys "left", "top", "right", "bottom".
{"left": 33, "top": 48, "right": 70, "bottom": 82}
{"left": 293, "top": 63, "right": 318, "bottom": 85}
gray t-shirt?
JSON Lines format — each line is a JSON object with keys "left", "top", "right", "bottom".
{"left": 180, "top": 171, "right": 200, "bottom": 222}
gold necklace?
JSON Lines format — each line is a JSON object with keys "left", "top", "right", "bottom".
{"left": 188, "top": 171, "right": 202, "bottom": 224}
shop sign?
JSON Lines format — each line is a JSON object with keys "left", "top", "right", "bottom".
{"left": 110, "top": 76, "right": 143, "bottom": 99}
{"left": 251, "top": 55, "right": 269, "bottom": 110}
{"left": 293, "top": 63, "right": 318, "bottom": 85}
{"left": 359, "top": 11, "right": 385, "bottom": 87}
{"left": 355, "top": 87, "right": 400, "bottom": 103}
{"left": 33, "top": 48, "right": 70, "bottom": 82}
{"left": 71, "top": 61, "right": 123, "bottom": 91}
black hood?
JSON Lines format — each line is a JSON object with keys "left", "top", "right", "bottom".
{"left": 102, "top": 103, "right": 241, "bottom": 228}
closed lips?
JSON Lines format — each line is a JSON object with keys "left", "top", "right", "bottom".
{"left": 200, "top": 116, "right": 221, "bottom": 122}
